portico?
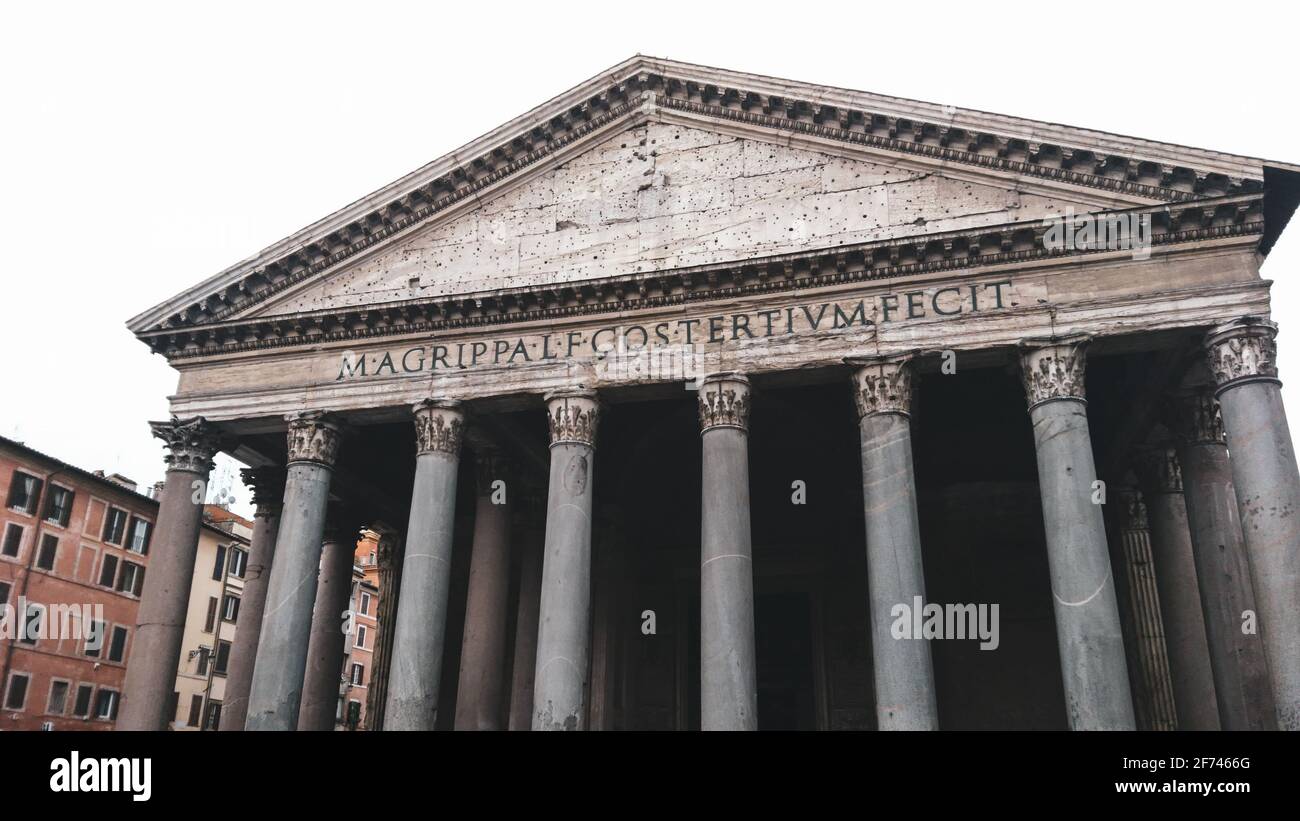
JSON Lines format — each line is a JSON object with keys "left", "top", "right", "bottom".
{"left": 122, "top": 56, "right": 1300, "bottom": 731}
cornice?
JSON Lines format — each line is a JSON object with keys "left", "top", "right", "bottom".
{"left": 138, "top": 195, "right": 1263, "bottom": 361}
{"left": 130, "top": 59, "right": 1270, "bottom": 338}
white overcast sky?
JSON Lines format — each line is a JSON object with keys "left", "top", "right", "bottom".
{"left": 1, "top": 0, "right": 1297, "bottom": 518}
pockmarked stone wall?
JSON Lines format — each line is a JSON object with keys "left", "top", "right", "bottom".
{"left": 255, "top": 122, "right": 1092, "bottom": 315}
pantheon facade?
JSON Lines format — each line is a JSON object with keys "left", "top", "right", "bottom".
{"left": 120, "top": 57, "right": 1300, "bottom": 731}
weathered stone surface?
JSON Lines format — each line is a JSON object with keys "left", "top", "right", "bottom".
{"left": 255, "top": 122, "right": 1091, "bottom": 317}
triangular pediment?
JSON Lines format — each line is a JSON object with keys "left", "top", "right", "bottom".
{"left": 129, "top": 55, "right": 1287, "bottom": 338}
{"left": 246, "top": 120, "right": 1118, "bottom": 318}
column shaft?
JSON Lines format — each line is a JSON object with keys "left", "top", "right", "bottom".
{"left": 245, "top": 413, "right": 342, "bottom": 730}
{"left": 454, "top": 452, "right": 512, "bottom": 730}
{"left": 1176, "top": 397, "right": 1275, "bottom": 729}
{"left": 1020, "top": 337, "right": 1135, "bottom": 730}
{"left": 364, "top": 530, "right": 402, "bottom": 731}
{"left": 1135, "top": 448, "right": 1220, "bottom": 730}
{"left": 297, "top": 520, "right": 358, "bottom": 730}
{"left": 850, "top": 356, "right": 937, "bottom": 730}
{"left": 219, "top": 467, "right": 283, "bottom": 731}
{"left": 1114, "top": 489, "right": 1178, "bottom": 731}
{"left": 508, "top": 523, "right": 543, "bottom": 731}
{"left": 533, "top": 390, "right": 599, "bottom": 731}
{"left": 118, "top": 417, "right": 220, "bottom": 730}
{"left": 385, "top": 400, "right": 464, "bottom": 730}
{"left": 699, "top": 373, "right": 757, "bottom": 730}
{"left": 1206, "top": 317, "right": 1300, "bottom": 729}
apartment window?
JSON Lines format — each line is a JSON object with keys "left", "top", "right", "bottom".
{"left": 203, "top": 701, "right": 222, "bottom": 730}
{"left": 187, "top": 694, "right": 203, "bottom": 727}
{"left": 7, "top": 471, "right": 41, "bottom": 514}
{"left": 47, "top": 680, "right": 69, "bottom": 715}
{"left": 203, "top": 597, "right": 218, "bottom": 633}
{"left": 84, "top": 621, "right": 104, "bottom": 658}
{"left": 360, "top": 592, "right": 371, "bottom": 616}
{"left": 35, "top": 533, "right": 58, "bottom": 571}
{"left": 72, "top": 684, "right": 93, "bottom": 718}
{"left": 211, "top": 545, "right": 227, "bottom": 581}
{"left": 2, "top": 522, "right": 23, "bottom": 557}
{"left": 196, "top": 647, "right": 210, "bottom": 677}
{"left": 346, "top": 699, "right": 361, "bottom": 728}
{"left": 116, "top": 561, "right": 145, "bottom": 597}
{"left": 108, "top": 625, "right": 128, "bottom": 663}
{"left": 0, "top": 581, "right": 9, "bottom": 605}
{"left": 221, "top": 594, "right": 239, "bottom": 623}
{"left": 98, "top": 553, "right": 119, "bottom": 588}
{"left": 228, "top": 547, "right": 247, "bottom": 579}
{"left": 20, "top": 604, "right": 43, "bottom": 645}
{"left": 101, "top": 507, "right": 128, "bottom": 545}
{"left": 4, "top": 673, "right": 30, "bottom": 710}
{"left": 127, "top": 517, "right": 151, "bottom": 555}
{"left": 213, "top": 641, "right": 231, "bottom": 676}
{"left": 355, "top": 624, "right": 367, "bottom": 649}
{"left": 93, "top": 689, "right": 119, "bottom": 721}
{"left": 350, "top": 663, "right": 365, "bottom": 686}
{"left": 369, "top": 551, "right": 376, "bottom": 566}
{"left": 43, "top": 485, "right": 74, "bottom": 526}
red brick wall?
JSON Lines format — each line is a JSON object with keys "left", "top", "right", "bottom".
{"left": 0, "top": 443, "right": 159, "bottom": 731}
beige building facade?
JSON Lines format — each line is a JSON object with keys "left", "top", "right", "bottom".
{"left": 119, "top": 58, "right": 1300, "bottom": 731}
{"left": 171, "top": 506, "right": 251, "bottom": 730}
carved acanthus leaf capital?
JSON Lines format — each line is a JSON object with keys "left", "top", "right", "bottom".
{"left": 240, "top": 466, "right": 287, "bottom": 516}
{"left": 376, "top": 530, "right": 401, "bottom": 572}
{"left": 1019, "top": 334, "right": 1090, "bottom": 408}
{"left": 473, "top": 449, "right": 510, "bottom": 496}
{"left": 286, "top": 412, "right": 344, "bottom": 467}
{"left": 698, "top": 372, "right": 752, "bottom": 433}
{"left": 546, "top": 389, "right": 600, "bottom": 448}
{"left": 1133, "top": 447, "right": 1182, "bottom": 494}
{"left": 412, "top": 399, "right": 464, "bottom": 456}
{"left": 847, "top": 354, "right": 915, "bottom": 418}
{"left": 1167, "top": 388, "right": 1225, "bottom": 445}
{"left": 322, "top": 504, "right": 367, "bottom": 544}
{"left": 150, "top": 416, "right": 222, "bottom": 475}
{"left": 1204, "top": 316, "right": 1280, "bottom": 393}
{"left": 1116, "top": 487, "right": 1150, "bottom": 531}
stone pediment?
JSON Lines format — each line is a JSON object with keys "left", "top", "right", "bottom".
{"left": 244, "top": 120, "right": 1108, "bottom": 319}
{"left": 128, "top": 55, "right": 1297, "bottom": 348}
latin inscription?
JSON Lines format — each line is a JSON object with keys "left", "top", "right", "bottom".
{"left": 335, "top": 279, "right": 1012, "bottom": 381}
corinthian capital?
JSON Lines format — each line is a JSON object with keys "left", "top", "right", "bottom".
{"left": 412, "top": 399, "right": 464, "bottom": 456}
{"left": 847, "top": 353, "right": 915, "bottom": 418}
{"left": 286, "top": 412, "right": 344, "bottom": 467}
{"left": 1018, "top": 334, "right": 1090, "bottom": 409}
{"left": 1115, "top": 486, "right": 1150, "bottom": 531}
{"left": 1133, "top": 447, "right": 1183, "bottom": 494}
{"left": 1204, "top": 316, "right": 1280, "bottom": 393}
{"left": 473, "top": 448, "right": 510, "bottom": 496}
{"left": 1167, "top": 388, "right": 1225, "bottom": 445}
{"left": 240, "top": 466, "right": 287, "bottom": 517}
{"left": 698, "top": 372, "right": 752, "bottom": 433}
{"left": 149, "top": 416, "right": 222, "bottom": 474}
{"left": 546, "top": 389, "right": 600, "bottom": 448}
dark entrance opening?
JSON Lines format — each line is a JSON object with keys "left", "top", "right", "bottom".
{"left": 755, "top": 591, "right": 817, "bottom": 730}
